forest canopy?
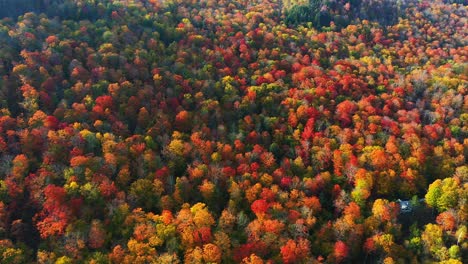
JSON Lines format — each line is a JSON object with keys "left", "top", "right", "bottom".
{"left": 0, "top": 0, "right": 466, "bottom": 263}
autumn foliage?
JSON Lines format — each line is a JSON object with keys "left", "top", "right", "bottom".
{"left": 0, "top": 0, "right": 466, "bottom": 263}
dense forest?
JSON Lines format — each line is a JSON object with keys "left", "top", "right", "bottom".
{"left": 0, "top": 0, "right": 466, "bottom": 263}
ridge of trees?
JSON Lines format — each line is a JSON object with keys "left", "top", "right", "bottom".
{"left": 285, "top": 0, "right": 407, "bottom": 28}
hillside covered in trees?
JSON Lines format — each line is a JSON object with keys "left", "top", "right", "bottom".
{"left": 0, "top": 0, "right": 466, "bottom": 263}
